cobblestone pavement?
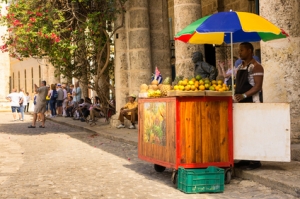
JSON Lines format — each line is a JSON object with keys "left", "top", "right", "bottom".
{"left": 0, "top": 113, "right": 296, "bottom": 199}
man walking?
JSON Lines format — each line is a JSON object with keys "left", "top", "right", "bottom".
{"left": 28, "top": 80, "right": 48, "bottom": 128}
{"left": 6, "top": 88, "right": 21, "bottom": 121}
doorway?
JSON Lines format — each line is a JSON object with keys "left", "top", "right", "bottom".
{"left": 204, "top": 44, "right": 216, "bottom": 67}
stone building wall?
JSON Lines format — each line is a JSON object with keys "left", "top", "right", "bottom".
{"left": 173, "top": 0, "right": 202, "bottom": 79}
{"left": 260, "top": 0, "right": 300, "bottom": 142}
{"left": 114, "top": 0, "right": 172, "bottom": 111}
{"left": 149, "top": 0, "right": 171, "bottom": 79}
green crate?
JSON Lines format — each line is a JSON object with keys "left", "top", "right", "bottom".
{"left": 177, "top": 166, "right": 224, "bottom": 194}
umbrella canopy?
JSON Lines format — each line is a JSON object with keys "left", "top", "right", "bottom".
{"left": 175, "top": 11, "right": 288, "bottom": 44}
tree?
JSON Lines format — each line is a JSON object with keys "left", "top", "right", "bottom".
{"left": 0, "top": 0, "right": 126, "bottom": 107}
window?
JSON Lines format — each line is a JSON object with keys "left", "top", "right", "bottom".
{"left": 24, "top": 69, "right": 27, "bottom": 92}
{"left": 12, "top": 72, "right": 14, "bottom": 89}
{"left": 39, "top": 65, "right": 41, "bottom": 84}
{"left": 31, "top": 67, "right": 34, "bottom": 93}
{"left": 18, "top": 71, "right": 20, "bottom": 91}
{"left": 9, "top": 76, "right": 11, "bottom": 93}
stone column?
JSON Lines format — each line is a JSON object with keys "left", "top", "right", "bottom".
{"left": 0, "top": 3, "right": 11, "bottom": 111}
{"left": 174, "top": 0, "right": 202, "bottom": 78}
{"left": 149, "top": 0, "right": 171, "bottom": 80}
{"left": 114, "top": 1, "right": 129, "bottom": 112}
{"left": 260, "top": 0, "right": 300, "bottom": 142}
{"left": 127, "top": 0, "right": 152, "bottom": 93}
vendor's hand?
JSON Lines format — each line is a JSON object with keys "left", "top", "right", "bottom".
{"left": 234, "top": 94, "right": 244, "bottom": 102}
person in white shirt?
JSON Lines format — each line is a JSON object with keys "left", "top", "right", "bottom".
{"left": 19, "top": 88, "right": 27, "bottom": 121}
{"left": 62, "top": 84, "right": 68, "bottom": 117}
{"left": 25, "top": 92, "right": 31, "bottom": 112}
{"left": 6, "top": 88, "right": 22, "bottom": 121}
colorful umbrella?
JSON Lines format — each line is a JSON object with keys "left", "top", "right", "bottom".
{"left": 175, "top": 11, "right": 289, "bottom": 45}
{"left": 174, "top": 11, "right": 289, "bottom": 98}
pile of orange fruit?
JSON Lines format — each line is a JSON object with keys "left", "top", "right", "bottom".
{"left": 173, "top": 75, "right": 230, "bottom": 92}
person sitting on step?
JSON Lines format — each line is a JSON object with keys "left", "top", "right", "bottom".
{"left": 116, "top": 94, "right": 138, "bottom": 129}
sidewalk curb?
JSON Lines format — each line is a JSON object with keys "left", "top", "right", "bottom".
{"left": 234, "top": 162, "right": 300, "bottom": 198}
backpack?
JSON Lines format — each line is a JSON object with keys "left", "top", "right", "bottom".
{"left": 51, "top": 90, "right": 58, "bottom": 100}
{"left": 53, "top": 91, "right": 58, "bottom": 98}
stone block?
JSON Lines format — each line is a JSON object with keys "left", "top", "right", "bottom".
{"left": 128, "top": 30, "right": 151, "bottom": 49}
{"left": 128, "top": 50, "right": 152, "bottom": 70}
{"left": 129, "top": 9, "right": 149, "bottom": 29}
{"left": 128, "top": 0, "right": 148, "bottom": 8}
{"left": 150, "top": 33, "right": 166, "bottom": 50}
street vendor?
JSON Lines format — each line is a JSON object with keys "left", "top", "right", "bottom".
{"left": 234, "top": 42, "right": 263, "bottom": 170}
{"left": 116, "top": 94, "right": 138, "bottom": 129}
{"left": 192, "top": 51, "right": 217, "bottom": 81}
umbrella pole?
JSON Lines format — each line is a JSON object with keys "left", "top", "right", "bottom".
{"left": 230, "top": 32, "right": 235, "bottom": 100}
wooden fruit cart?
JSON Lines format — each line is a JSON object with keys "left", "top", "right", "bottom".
{"left": 138, "top": 91, "right": 233, "bottom": 184}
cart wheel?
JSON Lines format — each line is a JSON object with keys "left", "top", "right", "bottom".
{"left": 225, "top": 169, "right": 232, "bottom": 184}
{"left": 171, "top": 170, "right": 178, "bottom": 185}
{"left": 154, "top": 164, "right": 166, "bottom": 172}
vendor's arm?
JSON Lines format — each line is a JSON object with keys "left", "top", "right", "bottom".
{"left": 235, "top": 63, "right": 264, "bottom": 102}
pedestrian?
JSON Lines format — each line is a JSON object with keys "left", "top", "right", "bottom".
{"left": 62, "top": 83, "right": 68, "bottom": 117}
{"left": 72, "top": 81, "right": 81, "bottom": 103}
{"left": 25, "top": 92, "right": 31, "bottom": 112}
{"left": 48, "top": 84, "right": 58, "bottom": 118}
{"left": 45, "top": 85, "right": 51, "bottom": 117}
{"left": 19, "top": 88, "right": 27, "bottom": 121}
{"left": 56, "top": 83, "right": 64, "bottom": 116}
{"left": 234, "top": 42, "right": 264, "bottom": 170}
{"left": 218, "top": 57, "right": 239, "bottom": 87}
{"left": 28, "top": 80, "right": 48, "bottom": 128}
{"left": 6, "top": 88, "right": 22, "bottom": 121}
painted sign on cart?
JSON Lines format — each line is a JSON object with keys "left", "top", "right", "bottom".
{"left": 143, "top": 102, "right": 166, "bottom": 146}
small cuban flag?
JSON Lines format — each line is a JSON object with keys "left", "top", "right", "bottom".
{"left": 151, "top": 67, "right": 163, "bottom": 84}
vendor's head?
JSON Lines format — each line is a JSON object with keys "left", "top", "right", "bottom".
{"left": 128, "top": 94, "right": 136, "bottom": 102}
{"left": 239, "top": 42, "right": 254, "bottom": 61}
{"left": 192, "top": 51, "right": 203, "bottom": 63}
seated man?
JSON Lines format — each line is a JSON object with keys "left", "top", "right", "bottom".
{"left": 65, "top": 96, "right": 75, "bottom": 117}
{"left": 117, "top": 94, "right": 138, "bottom": 129}
{"left": 90, "top": 106, "right": 104, "bottom": 122}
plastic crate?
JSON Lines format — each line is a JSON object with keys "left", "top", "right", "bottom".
{"left": 178, "top": 166, "right": 224, "bottom": 194}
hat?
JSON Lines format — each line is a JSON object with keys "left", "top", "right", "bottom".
{"left": 57, "top": 83, "right": 61, "bottom": 86}
{"left": 128, "top": 94, "right": 136, "bottom": 98}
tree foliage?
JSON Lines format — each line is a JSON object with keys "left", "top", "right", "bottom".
{"left": 0, "top": 0, "right": 127, "bottom": 106}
